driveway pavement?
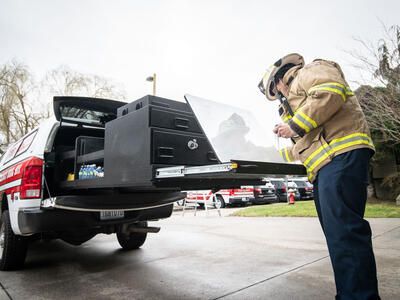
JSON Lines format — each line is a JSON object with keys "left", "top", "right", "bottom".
{"left": 0, "top": 207, "right": 398, "bottom": 300}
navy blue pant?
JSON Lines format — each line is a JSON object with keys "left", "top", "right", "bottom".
{"left": 314, "top": 148, "right": 380, "bottom": 300}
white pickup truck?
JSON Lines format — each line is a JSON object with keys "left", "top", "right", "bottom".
{"left": 0, "top": 94, "right": 305, "bottom": 270}
{"left": 185, "top": 187, "right": 254, "bottom": 208}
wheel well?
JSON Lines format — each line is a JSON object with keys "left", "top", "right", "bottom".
{"left": 1, "top": 193, "right": 8, "bottom": 214}
{"left": 215, "top": 194, "right": 224, "bottom": 200}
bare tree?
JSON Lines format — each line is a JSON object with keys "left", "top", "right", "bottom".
{"left": 43, "top": 65, "right": 126, "bottom": 100}
{"left": 0, "top": 62, "right": 126, "bottom": 153}
{"left": 351, "top": 25, "right": 400, "bottom": 200}
{"left": 0, "top": 60, "right": 45, "bottom": 151}
{"left": 352, "top": 25, "right": 400, "bottom": 146}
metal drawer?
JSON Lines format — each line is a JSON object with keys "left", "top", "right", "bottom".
{"left": 149, "top": 107, "right": 203, "bottom": 133}
{"left": 152, "top": 129, "right": 217, "bottom": 165}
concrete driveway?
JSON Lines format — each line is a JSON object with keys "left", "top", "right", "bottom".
{"left": 0, "top": 207, "right": 398, "bottom": 300}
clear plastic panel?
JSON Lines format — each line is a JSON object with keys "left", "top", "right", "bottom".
{"left": 185, "top": 94, "right": 298, "bottom": 164}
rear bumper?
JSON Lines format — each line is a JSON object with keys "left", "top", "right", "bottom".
{"left": 18, "top": 204, "right": 173, "bottom": 235}
{"left": 300, "top": 192, "right": 314, "bottom": 199}
{"left": 51, "top": 191, "right": 185, "bottom": 211}
{"left": 252, "top": 194, "right": 278, "bottom": 204}
{"left": 229, "top": 197, "right": 254, "bottom": 204}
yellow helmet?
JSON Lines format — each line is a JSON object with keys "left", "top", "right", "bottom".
{"left": 258, "top": 53, "right": 304, "bottom": 101}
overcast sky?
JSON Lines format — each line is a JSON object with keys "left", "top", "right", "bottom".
{"left": 1, "top": 0, "right": 399, "bottom": 128}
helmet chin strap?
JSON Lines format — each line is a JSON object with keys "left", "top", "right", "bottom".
{"left": 278, "top": 92, "right": 294, "bottom": 117}
{"left": 277, "top": 92, "right": 298, "bottom": 142}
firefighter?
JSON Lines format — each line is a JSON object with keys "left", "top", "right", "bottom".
{"left": 258, "top": 53, "right": 380, "bottom": 300}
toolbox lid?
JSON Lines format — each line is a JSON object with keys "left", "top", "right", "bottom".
{"left": 184, "top": 94, "right": 297, "bottom": 164}
{"left": 53, "top": 96, "right": 126, "bottom": 127}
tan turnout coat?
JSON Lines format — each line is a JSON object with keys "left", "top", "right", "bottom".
{"left": 278, "top": 59, "right": 374, "bottom": 182}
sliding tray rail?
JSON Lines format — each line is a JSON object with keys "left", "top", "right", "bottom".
{"left": 153, "top": 160, "right": 307, "bottom": 190}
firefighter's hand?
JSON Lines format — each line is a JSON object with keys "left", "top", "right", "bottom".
{"left": 273, "top": 124, "right": 297, "bottom": 139}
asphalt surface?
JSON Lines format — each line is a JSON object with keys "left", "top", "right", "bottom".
{"left": 0, "top": 207, "right": 398, "bottom": 300}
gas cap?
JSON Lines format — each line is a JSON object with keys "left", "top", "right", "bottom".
{"left": 187, "top": 139, "right": 198, "bottom": 150}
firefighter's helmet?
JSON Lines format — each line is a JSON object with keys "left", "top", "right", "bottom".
{"left": 258, "top": 53, "right": 304, "bottom": 101}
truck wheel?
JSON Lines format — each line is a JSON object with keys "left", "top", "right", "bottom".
{"left": 214, "top": 195, "right": 226, "bottom": 208}
{"left": 116, "top": 221, "right": 148, "bottom": 250}
{"left": 0, "top": 211, "right": 28, "bottom": 270}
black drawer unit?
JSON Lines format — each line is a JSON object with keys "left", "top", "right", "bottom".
{"left": 117, "top": 95, "right": 192, "bottom": 117}
{"left": 152, "top": 129, "right": 217, "bottom": 165}
{"left": 149, "top": 107, "right": 203, "bottom": 133}
{"left": 103, "top": 95, "right": 218, "bottom": 188}
{"left": 118, "top": 95, "right": 202, "bottom": 133}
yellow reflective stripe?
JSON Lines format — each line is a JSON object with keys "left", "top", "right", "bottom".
{"left": 292, "top": 115, "right": 311, "bottom": 132}
{"left": 307, "top": 173, "right": 315, "bottom": 182}
{"left": 329, "top": 132, "right": 371, "bottom": 144}
{"left": 305, "top": 135, "right": 373, "bottom": 171}
{"left": 308, "top": 140, "right": 372, "bottom": 173}
{"left": 308, "top": 82, "right": 347, "bottom": 91}
{"left": 298, "top": 111, "right": 317, "bottom": 128}
{"left": 282, "top": 115, "right": 292, "bottom": 123}
{"left": 284, "top": 147, "right": 292, "bottom": 162}
{"left": 279, "top": 148, "right": 292, "bottom": 162}
{"left": 308, "top": 82, "right": 353, "bottom": 102}
{"left": 279, "top": 149, "right": 285, "bottom": 161}
{"left": 303, "top": 133, "right": 374, "bottom": 173}
{"left": 303, "top": 142, "right": 331, "bottom": 167}
{"left": 310, "top": 86, "right": 346, "bottom": 101}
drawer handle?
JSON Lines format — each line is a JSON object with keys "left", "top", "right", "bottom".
{"left": 157, "top": 147, "right": 174, "bottom": 158}
{"left": 174, "top": 117, "right": 189, "bottom": 129}
{"left": 207, "top": 151, "right": 218, "bottom": 162}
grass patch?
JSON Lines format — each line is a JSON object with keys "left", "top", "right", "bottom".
{"left": 231, "top": 200, "right": 400, "bottom": 218}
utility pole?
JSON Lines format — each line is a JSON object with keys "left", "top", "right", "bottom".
{"left": 146, "top": 73, "right": 157, "bottom": 96}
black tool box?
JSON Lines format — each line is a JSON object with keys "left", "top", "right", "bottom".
{"left": 103, "top": 95, "right": 218, "bottom": 188}
{"left": 58, "top": 95, "right": 306, "bottom": 191}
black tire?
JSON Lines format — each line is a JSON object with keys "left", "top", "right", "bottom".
{"left": 116, "top": 221, "right": 148, "bottom": 251}
{"left": 215, "top": 195, "right": 226, "bottom": 208}
{"left": 0, "top": 211, "right": 28, "bottom": 270}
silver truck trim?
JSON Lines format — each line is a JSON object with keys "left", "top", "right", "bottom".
{"left": 155, "top": 162, "right": 237, "bottom": 179}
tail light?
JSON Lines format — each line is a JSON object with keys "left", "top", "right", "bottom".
{"left": 229, "top": 189, "right": 235, "bottom": 196}
{"left": 20, "top": 157, "right": 43, "bottom": 199}
{"left": 254, "top": 188, "right": 262, "bottom": 193}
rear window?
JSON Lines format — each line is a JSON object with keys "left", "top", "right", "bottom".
{"left": 15, "top": 130, "right": 37, "bottom": 157}
{"left": 271, "top": 181, "right": 283, "bottom": 187}
{"left": 293, "top": 181, "right": 306, "bottom": 187}
{"left": 2, "top": 130, "right": 37, "bottom": 164}
{"left": 288, "top": 182, "right": 297, "bottom": 188}
{"left": 60, "top": 106, "right": 115, "bottom": 126}
{"left": 2, "top": 140, "right": 23, "bottom": 163}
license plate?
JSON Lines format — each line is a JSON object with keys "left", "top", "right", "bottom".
{"left": 100, "top": 210, "right": 124, "bottom": 220}
{"left": 242, "top": 197, "right": 248, "bottom": 202}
